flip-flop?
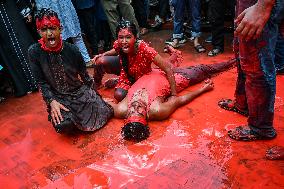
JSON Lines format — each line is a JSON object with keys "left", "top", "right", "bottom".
{"left": 208, "top": 48, "right": 223, "bottom": 57}
{"left": 218, "top": 98, "right": 249, "bottom": 117}
{"left": 228, "top": 126, "right": 276, "bottom": 141}
{"left": 194, "top": 44, "right": 206, "bottom": 53}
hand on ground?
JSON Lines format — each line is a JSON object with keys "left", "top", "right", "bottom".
{"left": 50, "top": 100, "right": 69, "bottom": 125}
{"left": 202, "top": 79, "right": 214, "bottom": 92}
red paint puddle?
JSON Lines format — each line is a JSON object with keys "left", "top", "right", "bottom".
{"left": 0, "top": 131, "right": 33, "bottom": 188}
{"left": 85, "top": 121, "right": 232, "bottom": 188}
{"left": 1, "top": 31, "right": 284, "bottom": 188}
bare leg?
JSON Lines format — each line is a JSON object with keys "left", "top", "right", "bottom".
{"left": 149, "top": 80, "right": 214, "bottom": 120}
{"left": 93, "top": 56, "right": 121, "bottom": 86}
{"left": 174, "top": 58, "right": 237, "bottom": 86}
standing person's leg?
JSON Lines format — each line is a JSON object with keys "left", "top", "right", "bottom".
{"left": 218, "top": 37, "right": 249, "bottom": 116}
{"left": 167, "top": 0, "right": 185, "bottom": 48}
{"left": 159, "top": 0, "right": 169, "bottom": 21}
{"left": 208, "top": 0, "right": 225, "bottom": 56}
{"left": 275, "top": 31, "right": 284, "bottom": 74}
{"left": 132, "top": 0, "right": 149, "bottom": 35}
{"left": 77, "top": 7, "right": 99, "bottom": 56}
{"left": 101, "top": 0, "right": 119, "bottom": 39}
{"left": 228, "top": 1, "right": 279, "bottom": 140}
{"left": 118, "top": 0, "right": 140, "bottom": 35}
{"left": 188, "top": 0, "right": 206, "bottom": 53}
{"left": 71, "top": 34, "right": 91, "bottom": 64}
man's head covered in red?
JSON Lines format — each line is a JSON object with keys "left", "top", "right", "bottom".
{"left": 35, "top": 8, "right": 62, "bottom": 53}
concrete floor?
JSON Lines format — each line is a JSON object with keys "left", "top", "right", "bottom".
{"left": 0, "top": 29, "right": 284, "bottom": 189}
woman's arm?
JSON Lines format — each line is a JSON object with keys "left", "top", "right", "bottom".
{"left": 93, "top": 48, "right": 117, "bottom": 63}
{"left": 153, "top": 54, "right": 177, "bottom": 96}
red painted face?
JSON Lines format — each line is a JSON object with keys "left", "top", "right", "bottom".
{"left": 117, "top": 28, "right": 136, "bottom": 54}
{"left": 36, "top": 16, "right": 61, "bottom": 50}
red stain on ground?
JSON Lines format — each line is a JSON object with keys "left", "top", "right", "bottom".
{"left": 0, "top": 30, "right": 284, "bottom": 188}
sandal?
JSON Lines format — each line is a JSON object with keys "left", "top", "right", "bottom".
{"left": 167, "top": 40, "right": 181, "bottom": 48}
{"left": 218, "top": 98, "right": 248, "bottom": 117}
{"left": 208, "top": 48, "right": 223, "bottom": 57}
{"left": 194, "top": 44, "right": 206, "bottom": 53}
{"left": 228, "top": 126, "right": 276, "bottom": 141}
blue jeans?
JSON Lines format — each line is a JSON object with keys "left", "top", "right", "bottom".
{"left": 233, "top": 0, "right": 283, "bottom": 138}
{"left": 71, "top": 34, "right": 91, "bottom": 63}
{"left": 275, "top": 28, "right": 284, "bottom": 71}
{"left": 171, "top": 0, "right": 201, "bottom": 39}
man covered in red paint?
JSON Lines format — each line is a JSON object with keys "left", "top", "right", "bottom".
{"left": 105, "top": 49, "right": 237, "bottom": 141}
{"left": 28, "top": 8, "right": 113, "bottom": 133}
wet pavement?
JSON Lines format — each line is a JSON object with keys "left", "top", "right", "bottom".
{"left": 0, "top": 29, "right": 284, "bottom": 189}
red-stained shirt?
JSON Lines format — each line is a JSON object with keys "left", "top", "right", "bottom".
{"left": 113, "top": 40, "right": 158, "bottom": 90}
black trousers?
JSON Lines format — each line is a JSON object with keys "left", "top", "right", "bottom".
{"left": 209, "top": 0, "right": 235, "bottom": 51}
{"left": 77, "top": 6, "right": 98, "bottom": 55}
{"left": 132, "top": 0, "right": 148, "bottom": 28}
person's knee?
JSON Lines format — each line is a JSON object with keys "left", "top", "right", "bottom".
{"left": 114, "top": 88, "right": 127, "bottom": 102}
{"left": 96, "top": 56, "right": 106, "bottom": 66}
{"left": 53, "top": 119, "right": 75, "bottom": 133}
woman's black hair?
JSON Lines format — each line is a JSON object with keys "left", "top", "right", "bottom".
{"left": 121, "top": 122, "right": 150, "bottom": 141}
{"left": 116, "top": 19, "right": 138, "bottom": 38}
{"left": 35, "top": 8, "right": 59, "bottom": 21}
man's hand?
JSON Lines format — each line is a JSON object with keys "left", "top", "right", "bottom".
{"left": 201, "top": 79, "right": 214, "bottom": 92}
{"left": 50, "top": 100, "right": 69, "bottom": 125}
{"left": 234, "top": 1, "right": 274, "bottom": 41}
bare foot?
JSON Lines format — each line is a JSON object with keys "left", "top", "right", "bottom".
{"left": 266, "top": 146, "right": 284, "bottom": 160}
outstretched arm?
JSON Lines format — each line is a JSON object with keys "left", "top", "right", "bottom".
{"left": 149, "top": 80, "right": 214, "bottom": 121}
{"left": 104, "top": 97, "right": 128, "bottom": 119}
{"left": 153, "top": 54, "right": 177, "bottom": 96}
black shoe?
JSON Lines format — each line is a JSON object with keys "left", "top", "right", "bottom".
{"left": 205, "top": 35, "right": 212, "bottom": 43}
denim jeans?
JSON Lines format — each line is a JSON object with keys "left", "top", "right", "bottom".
{"left": 275, "top": 31, "right": 284, "bottom": 71}
{"left": 71, "top": 34, "right": 91, "bottom": 63}
{"left": 233, "top": 0, "right": 283, "bottom": 137}
{"left": 171, "top": 0, "right": 201, "bottom": 39}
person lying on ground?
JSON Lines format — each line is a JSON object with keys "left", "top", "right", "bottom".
{"left": 105, "top": 47, "right": 237, "bottom": 141}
